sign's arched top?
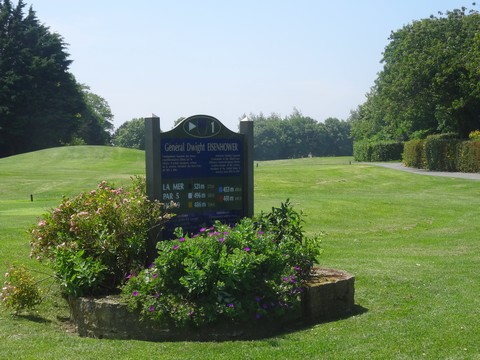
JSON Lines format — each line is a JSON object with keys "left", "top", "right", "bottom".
{"left": 182, "top": 115, "right": 222, "bottom": 138}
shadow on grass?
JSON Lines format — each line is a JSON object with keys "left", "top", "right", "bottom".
{"left": 15, "top": 313, "right": 52, "bottom": 324}
{"left": 130, "top": 304, "right": 370, "bottom": 343}
{"left": 261, "top": 304, "right": 369, "bottom": 341}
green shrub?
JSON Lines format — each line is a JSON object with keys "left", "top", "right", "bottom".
{"left": 402, "top": 139, "right": 425, "bottom": 169}
{"left": 424, "top": 134, "right": 461, "bottom": 171}
{"left": 122, "top": 200, "right": 321, "bottom": 327}
{"left": 353, "top": 140, "right": 403, "bottom": 162}
{"left": 456, "top": 141, "right": 480, "bottom": 173}
{"left": 30, "top": 177, "right": 173, "bottom": 297}
{"left": 468, "top": 130, "right": 480, "bottom": 141}
{"left": 353, "top": 141, "right": 372, "bottom": 162}
{"left": 0, "top": 266, "right": 41, "bottom": 313}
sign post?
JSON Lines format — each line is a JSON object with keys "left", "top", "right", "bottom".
{"left": 145, "top": 114, "right": 253, "bottom": 261}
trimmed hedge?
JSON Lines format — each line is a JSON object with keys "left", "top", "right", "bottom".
{"left": 456, "top": 141, "right": 480, "bottom": 173}
{"left": 403, "top": 135, "right": 480, "bottom": 173}
{"left": 402, "top": 139, "right": 425, "bottom": 169}
{"left": 353, "top": 141, "right": 403, "bottom": 162}
{"left": 423, "top": 134, "right": 460, "bottom": 171}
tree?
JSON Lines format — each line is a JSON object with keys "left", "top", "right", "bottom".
{"left": 251, "top": 109, "right": 352, "bottom": 160}
{"left": 73, "top": 85, "right": 114, "bottom": 145}
{"left": 352, "top": 7, "right": 480, "bottom": 141}
{"left": 321, "top": 118, "right": 352, "bottom": 156}
{"left": 113, "top": 118, "right": 146, "bottom": 150}
{"left": 0, "top": 0, "right": 89, "bottom": 157}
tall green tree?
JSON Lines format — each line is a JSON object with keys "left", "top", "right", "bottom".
{"left": 74, "top": 85, "right": 114, "bottom": 145}
{"left": 113, "top": 118, "right": 146, "bottom": 150}
{"left": 351, "top": 6, "right": 480, "bottom": 141}
{"left": 0, "top": 0, "right": 104, "bottom": 157}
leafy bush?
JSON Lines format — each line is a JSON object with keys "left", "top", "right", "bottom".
{"left": 0, "top": 266, "right": 41, "bottom": 313}
{"left": 30, "top": 177, "right": 173, "bottom": 297}
{"left": 353, "top": 140, "right": 403, "bottom": 162}
{"left": 468, "top": 130, "right": 480, "bottom": 141}
{"left": 424, "top": 134, "right": 461, "bottom": 171}
{"left": 122, "top": 200, "right": 321, "bottom": 327}
{"left": 402, "top": 139, "right": 425, "bottom": 168}
{"left": 456, "top": 141, "right": 480, "bottom": 173}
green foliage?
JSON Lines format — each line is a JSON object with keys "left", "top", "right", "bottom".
{"left": 252, "top": 110, "right": 352, "bottom": 160}
{"left": 456, "top": 140, "right": 480, "bottom": 172}
{"left": 30, "top": 177, "right": 173, "bottom": 296}
{"left": 402, "top": 139, "right": 426, "bottom": 168}
{"left": 112, "top": 118, "right": 146, "bottom": 150}
{"left": 74, "top": 85, "right": 114, "bottom": 145}
{"left": 122, "top": 201, "right": 321, "bottom": 327}
{"left": 468, "top": 130, "right": 480, "bottom": 140}
{"left": 0, "top": 266, "right": 41, "bottom": 313}
{"left": 352, "top": 7, "right": 480, "bottom": 143}
{"left": 0, "top": 1, "right": 111, "bottom": 157}
{"left": 403, "top": 135, "right": 480, "bottom": 172}
{"left": 353, "top": 140, "right": 403, "bottom": 162}
{"left": 424, "top": 134, "right": 461, "bottom": 171}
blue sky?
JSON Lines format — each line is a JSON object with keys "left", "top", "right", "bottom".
{"left": 28, "top": 0, "right": 471, "bottom": 131}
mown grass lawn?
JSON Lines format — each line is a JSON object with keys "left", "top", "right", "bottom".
{"left": 1, "top": 147, "right": 479, "bottom": 359}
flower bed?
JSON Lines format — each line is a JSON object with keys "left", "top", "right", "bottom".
{"left": 68, "top": 267, "right": 354, "bottom": 341}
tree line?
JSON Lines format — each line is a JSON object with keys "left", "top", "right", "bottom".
{"left": 4, "top": 0, "right": 478, "bottom": 160}
{"left": 0, "top": 0, "right": 112, "bottom": 158}
{"left": 112, "top": 112, "right": 353, "bottom": 161}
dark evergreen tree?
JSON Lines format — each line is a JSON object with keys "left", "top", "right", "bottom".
{"left": 0, "top": 0, "right": 111, "bottom": 156}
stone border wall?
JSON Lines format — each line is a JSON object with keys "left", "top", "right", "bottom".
{"left": 68, "top": 268, "right": 354, "bottom": 341}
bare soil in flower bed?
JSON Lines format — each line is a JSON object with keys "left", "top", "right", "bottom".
{"left": 68, "top": 267, "right": 355, "bottom": 341}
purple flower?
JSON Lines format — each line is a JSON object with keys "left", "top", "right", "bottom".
{"left": 258, "top": 231, "right": 264, "bottom": 235}
{"left": 255, "top": 313, "right": 262, "bottom": 320}
{"left": 223, "top": 231, "right": 229, "bottom": 236}
{"left": 153, "top": 273, "right": 158, "bottom": 279}
{"left": 188, "top": 310, "right": 194, "bottom": 316}
{"left": 173, "top": 244, "right": 179, "bottom": 250}
{"left": 282, "top": 277, "right": 289, "bottom": 282}
{"left": 200, "top": 227, "right": 206, "bottom": 232}
{"left": 154, "top": 293, "right": 160, "bottom": 298}
{"left": 179, "top": 237, "right": 185, "bottom": 242}
{"left": 255, "top": 295, "right": 262, "bottom": 302}
{"left": 219, "top": 237, "right": 225, "bottom": 243}
{"left": 148, "top": 263, "right": 154, "bottom": 269}
{"left": 126, "top": 274, "right": 132, "bottom": 280}
{"left": 293, "top": 266, "right": 301, "bottom": 272}
{"left": 149, "top": 306, "right": 155, "bottom": 312}
{"left": 244, "top": 247, "right": 251, "bottom": 252}
{"left": 262, "top": 303, "right": 269, "bottom": 309}
{"left": 132, "top": 291, "right": 139, "bottom": 297}
{"left": 227, "top": 303, "right": 235, "bottom": 308}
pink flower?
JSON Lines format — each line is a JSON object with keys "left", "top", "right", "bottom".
{"left": 244, "top": 247, "right": 251, "bottom": 252}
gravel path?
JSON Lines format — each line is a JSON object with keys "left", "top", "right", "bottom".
{"left": 366, "top": 162, "right": 480, "bottom": 181}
